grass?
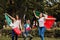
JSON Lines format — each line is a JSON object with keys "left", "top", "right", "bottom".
{"left": 0, "top": 36, "right": 60, "bottom": 40}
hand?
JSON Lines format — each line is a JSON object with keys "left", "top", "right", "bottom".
{"left": 21, "top": 30, "right": 25, "bottom": 32}
{"left": 6, "top": 13, "right": 9, "bottom": 15}
{"left": 54, "top": 18, "right": 56, "bottom": 20}
{"left": 5, "top": 13, "right": 9, "bottom": 16}
{"left": 5, "top": 13, "right": 8, "bottom": 15}
{"left": 51, "top": 18, "right": 56, "bottom": 20}
{"left": 33, "top": 10, "right": 35, "bottom": 13}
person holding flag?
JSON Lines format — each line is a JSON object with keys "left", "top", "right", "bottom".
{"left": 33, "top": 10, "right": 56, "bottom": 40}
{"left": 23, "top": 19, "right": 33, "bottom": 40}
{"left": 5, "top": 13, "right": 22, "bottom": 40}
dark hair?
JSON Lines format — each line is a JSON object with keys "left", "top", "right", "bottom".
{"left": 42, "top": 14, "right": 44, "bottom": 17}
{"left": 14, "top": 14, "right": 20, "bottom": 20}
{"left": 40, "top": 12, "right": 44, "bottom": 17}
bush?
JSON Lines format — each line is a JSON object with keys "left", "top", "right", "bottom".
{"left": 45, "top": 28, "right": 60, "bottom": 37}
{"left": 54, "top": 28, "right": 60, "bottom": 37}
{"left": 0, "top": 25, "right": 3, "bottom": 29}
{"left": 1, "top": 27, "right": 60, "bottom": 38}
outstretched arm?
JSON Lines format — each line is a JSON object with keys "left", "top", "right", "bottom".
{"left": 33, "top": 10, "right": 39, "bottom": 19}
{"left": 6, "top": 13, "right": 15, "bottom": 21}
{"left": 43, "top": 14, "right": 56, "bottom": 20}
{"left": 45, "top": 18, "right": 56, "bottom": 20}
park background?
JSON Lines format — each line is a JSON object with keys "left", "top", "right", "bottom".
{"left": 0, "top": 0, "right": 60, "bottom": 40}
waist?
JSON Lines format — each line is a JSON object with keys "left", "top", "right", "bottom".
{"left": 39, "top": 25, "right": 45, "bottom": 27}
{"left": 39, "top": 26, "right": 45, "bottom": 28}
{"left": 39, "top": 26, "right": 44, "bottom": 27}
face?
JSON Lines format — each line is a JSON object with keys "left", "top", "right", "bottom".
{"left": 16, "top": 15, "right": 19, "bottom": 20}
{"left": 39, "top": 13, "right": 43, "bottom": 18}
{"left": 26, "top": 20, "right": 30, "bottom": 24}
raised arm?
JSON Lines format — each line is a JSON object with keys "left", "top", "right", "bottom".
{"left": 19, "top": 20, "right": 22, "bottom": 30}
{"left": 6, "top": 13, "right": 16, "bottom": 21}
{"left": 33, "top": 10, "right": 39, "bottom": 19}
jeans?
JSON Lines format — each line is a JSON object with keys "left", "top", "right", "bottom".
{"left": 38, "top": 27, "right": 45, "bottom": 40}
{"left": 12, "top": 30, "right": 18, "bottom": 40}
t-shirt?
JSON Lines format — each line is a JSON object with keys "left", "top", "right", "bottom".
{"left": 10, "top": 20, "right": 21, "bottom": 29}
{"left": 38, "top": 17, "right": 45, "bottom": 27}
{"left": 38, "top": 14, "right": 48, "bottom": 27}
{"left": 24, "top": 24, "right": 30, "bottom": 28}
{"left": 24, "top": 24, "right": 30, "bottom": 30}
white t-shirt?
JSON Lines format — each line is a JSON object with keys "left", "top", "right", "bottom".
{"left": 38, "top": 17, "right": 45, "bottom": 27}
{"left": 10, "top": 20, "right": 21, "bottom": 29}
{"left": 38, "top": 14, "right": 48, "bottom": 27}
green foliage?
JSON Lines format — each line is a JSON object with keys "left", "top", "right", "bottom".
{"left": 1, "top": 28, "right": 60, "bottom": 37}
{"left": 0, "top": 0, "right": 60, "bottom": 27}
{"left": 0, "top": 25, "right": 3, "bottom": 29}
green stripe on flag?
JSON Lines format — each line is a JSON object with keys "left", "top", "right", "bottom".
{"left": 35, "top": 11, "right": 40, "bottom": 16}
{"left": 5, "top": 13, "right": 12, "bottom": 26}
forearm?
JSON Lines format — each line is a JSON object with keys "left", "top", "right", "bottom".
{"left": 19, "top": 22, "right": 22, "bottom": 30}
{"left": 33, "top": 11, "right": 39, "bottom": 19}
{"left": 8, "top": 14, "right": 13, "bottom": 19}
{"left": 43, "top": 14, "right": 56, "bottom": 20}
{"left": 7, "top": 14, "right": 15, "bottom": 20}
{"left": 46, "top": 18, "right": 56, "bottom": 20}
{"left": 20, "top": 26, "right": 22, "bottom": 30}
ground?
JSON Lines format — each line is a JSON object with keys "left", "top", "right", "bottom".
{"left": 0, "top": 36, "right": 60, "bottom": 40}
